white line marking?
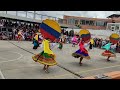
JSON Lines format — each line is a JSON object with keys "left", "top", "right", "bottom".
{"left": 0, "top": 69, "right": 5, "bottom": 79}
{"left": 0, "top": 51, "right": 23, "bottom": 63}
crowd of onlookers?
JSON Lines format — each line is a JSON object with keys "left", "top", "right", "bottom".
{"left": 0, "top": 18, "right": 40, "bottom": 41}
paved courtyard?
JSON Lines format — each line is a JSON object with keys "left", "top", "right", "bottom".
{"left": 0, "top": 40, "right": 120, "bottom": 79}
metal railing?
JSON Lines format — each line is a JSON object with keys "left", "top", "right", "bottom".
{"left": 0, "top": 11, "right": 60, "bottom": 21}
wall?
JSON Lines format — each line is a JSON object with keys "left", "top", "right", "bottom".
{"left": 63, "top": 15, "right": 113, "bottom": 30}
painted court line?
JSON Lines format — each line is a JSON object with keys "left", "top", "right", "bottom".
{"left": 0, "top": 69, "right": 5, "bottom": 79}
{"left": 45, "top": 64, "right": 120, "bottom": 79}
{"left": 0, "top": 51, "right": 23, "bottom": 64}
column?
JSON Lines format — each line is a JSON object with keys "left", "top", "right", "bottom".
{"left": 34, "top": 11, "right": 36, "bottom": 19}
{"left": 16, "top": 11, "right": 18, "bottom": 16}
{"left": 41, "top": 15, "right": 42, "bottom": 20}
{"left": 115, "top": 24, "right": 116, "bottom": 31}
{"left": 26, "top": 11, "right": 27, "bottom": 18}
{"left": 106, "top": 23, "right": 109, "bottom": 30}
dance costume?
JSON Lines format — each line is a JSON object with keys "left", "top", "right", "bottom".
{"left": 72, "top": 36, "right": 78, "bottom": 46}
{"left": 18, "top": 31, "right": 22, "bottom": 39}
{"left": 32, "top": 39, "right": 57, "bottom": 66}
{"left": 101, "top": 43, "right": 116, "bottom": 57}
{"left": 33, "top": 34, "right": 39, "bottom": 49}
{"left": 58, "top": 38, "right": 63, "bottom": 50}
{"left": 58, "top": 43, "right": 63, "bottom": 49}
{"left": 89, "top": 39, "right": 94, "bottom": 49}
{"left": 72, "top": 41, "right": 90, "bottom": 59}
{"left": 33, "top": 39, "right": 39, "bottom": 49}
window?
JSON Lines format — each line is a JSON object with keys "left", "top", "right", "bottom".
{"left": 115, "top": 24, "right": 119, "bottom": 30}
{"left": 89, "top": 20, "right": 95, "bottom": 26}
{"left": 95, "top": 21, "right": 105, "bottom": 26}
{"left": 75, "top": 20, "right": 79, "bottom": 25}
{"left": 67, "top": 19, "right": 75, "bottom": 25}
{"left": 85, "top": 20, "right": 89, "bottom": 25}
{"left": 104, "top": 22, "right": 107, "bottom": 26}
{"left": 80, "top": 20, "right": 86, "bottom": 25}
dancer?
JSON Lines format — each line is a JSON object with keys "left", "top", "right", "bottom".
{"left": 58, "top": 38, "right": 63, "bottom": 50}
{"left": 32, "top": 38, "right": 57, "bottom": 73}
{"left": 72, "top": 35, "right": 77, "bottom": 47}
{"left": 88, "top": 38, "right": 94, "bottom": 51}
{"left": 101, "top": 43, "right": 116, "bottom": 61}
{"left": 101, "top": 33, "right": 119, "bottom": 61}
{"left": 17, "top": 30, "right": 23, "bottom": 42}
{"left": 72, "top": 38, "right": 90, "bottom": 66}
{"left": 33, "top": 33, "right": 39, "bottom": 49}
{"left": 32, "top": 19, "right": 61, "bottom": 73}
{"left": 33, "top": 39, "right": 39, "bottom": 50}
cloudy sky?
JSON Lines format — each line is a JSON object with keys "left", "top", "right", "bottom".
{"left": 1, "top": 11, "right": 120, "bottom": 19}
{"left": 36, "top": 11, "right": 120, "bottom": 18}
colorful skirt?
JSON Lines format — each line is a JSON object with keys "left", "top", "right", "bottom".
{"left": 32, "top": 51, "right": 57, "bottom": 66}
{"left": 72, "top": 49, "right": 90, "bottom": 59}
{"left": 102, "top": 50, "right": 116, "bottom": 57}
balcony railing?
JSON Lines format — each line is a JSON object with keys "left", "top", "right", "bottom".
{"left": 0, "top": 11, "right": 60, "bottom": 22}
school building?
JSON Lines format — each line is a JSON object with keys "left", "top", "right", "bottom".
{"left": 58, "top": 14, "right": 120, "bottom": 30}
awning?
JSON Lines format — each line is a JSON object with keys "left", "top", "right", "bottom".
{"left": 59, "top": 23, "right": 80, "bottom": 29}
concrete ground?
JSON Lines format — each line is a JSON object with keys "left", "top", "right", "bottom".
{"left": 0, "top": 40, "right": 120, "bottom": 79}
